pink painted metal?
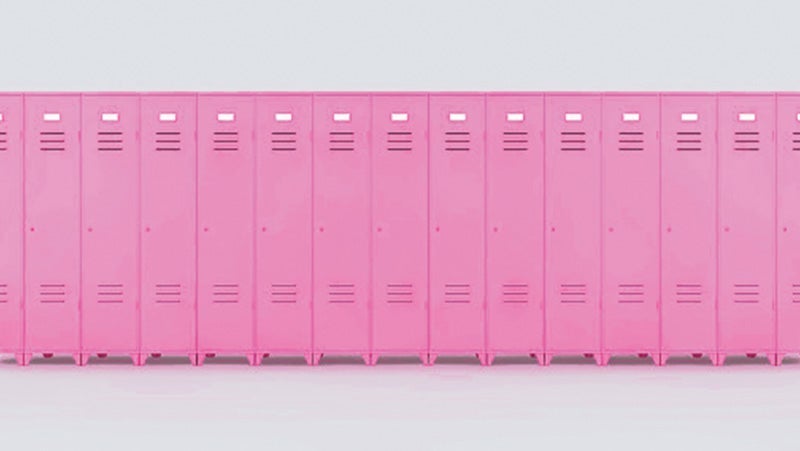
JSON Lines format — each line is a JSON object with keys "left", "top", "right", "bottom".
{"left": 255, "top": 95, "right": 313, "bottom": 361}
{"left": 0, "top": 95, "right": 23, "bottom": 361}
{"left": 371, "top": 94, "right": 428, "bottom": 361}
{"left": 429, "top": 94, "right": 486, "bottom": 363}
{"left": 197, "top": 95, "right": 255, "bottom": 362}
{"left": 717, "top": 94, "right": 776, "bottom": 365}
{"left": 486, "top": 94, "right": 544, "bottom": 363}
{"left": 81, "top": 95, "right": 140, "bottom": 360}
{"left": 140, "top": 95, "right": 197, "bottom": 359}
{"left": 660, "top": 94, "right": 718, "bottom": 362}
{"left": 777, "top": 94, "right": 800, "bottom": 362}
{"left": 312, "top": 95, "right": 371, "bottom": 362}
{"left": 544, "top": 94, "right": 603, "bottom": 365}
{"left": 601, "top": 94, "right": 660, "bottom": 361}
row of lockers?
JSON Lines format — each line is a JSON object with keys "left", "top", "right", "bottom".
{"left": 0, "top": 92, "right": 798, "bottom": 366}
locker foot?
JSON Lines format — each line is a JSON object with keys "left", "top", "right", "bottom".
{"left": 540, "top": 354, "right": 552, "bottom": 366}
{"left": 768, "top": 353, "right": 781, "bottom": 366}
{"left": 746, "top": 353, "right": 757, "bottom": 359}
{"left": 74, "top": 353, "right": 89, "bottom": 366}
{"left": 191, "top": 353, "right": 205, "bottom": 366}
{"left": 262, "top": 353, "right": 270, "bottom": 359}
{"left": 583, "top": 353, "right": 594, "bottom": 359}
{"left": 362, "top": 354, "right": 378, "bottom": 366}
{"left": 304, "top": 353, "right": 321, "bottom": 366}
{"left": 205, "top": 353, "right": 216, "bottom": 358}
{"left": 637, "top": 353, "right": 648, "bottom": 359}
{"left": 43, "top": 353, "right": 53, "bottom": 359}
{"left": 150, "top": 353, "right": 162, "bottom": 358}
{"left": 427, "top": 354, "right": 438, "bottom": 366}
{"left": 132, "top": 353, "right": 146, "bottom": 366}
{"left": 420, "top": 353, "right": 432, "bottom": 366}
{"left": 247, "top": 353, "right": 260, "bottom": 366}
{"left": 711, "top": 353, "right": 725, "bottom": 366}
{"left": 484, "top": 353, "right": 495, "bottom": 366}
{"left": 691, "top": 353, "right": 703, "bottom": 359}
{"left": 15, "top": 353, "right": 31, "bottom": 366}
{"left": 478, "top": 353, "right": 490, "bottom": 366}
{"left": 97, "top": 353, "right": 108, "bottom": 359}
{"left": 655, "top": 354, "right": 668, "bottom": 366}
{"left": 595, "top": 354, "right": 610, "bottom": 366}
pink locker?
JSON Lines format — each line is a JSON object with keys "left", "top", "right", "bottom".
{"left": 197, "top": 95, "right": 256, "bottom": 364}
{"left": 777, "top": 94, "right": 800, "bottom": 362}
{"left": 0, "top": 95, "right": 23, "bottom": 361}
{"left": 140, "top": 95, "right": 196, "bottom": 360}
{"left": 601, "top": 95, "right": 660, "bottom": 361}
{"left": 81, "top": 95, "right": 140, "bottom": 362}
{"left": 485, "top": 94, "right": 544, "bottom": 363}
{"left": 429, "top": 95, "right": 486, "bottom": 364}
{"left": 255, "top": 95, "right": 313, "bottom": 362}
{"left": 544, "top": 95, "right": 602, "bottom": 365}
{"left": 24, "top": 95, "right": 82, "bottom": 364}
{"left": 660, "top": 95, "right": 717, "bottom": 362}
{"left": 312, "top": 95, "right": 371, "bottom": 363}
{"left": 718, "top": 94, "right": 776, "bottom": 364}
{"left": 371, "top": 94, "right": 428, "bottom": 361}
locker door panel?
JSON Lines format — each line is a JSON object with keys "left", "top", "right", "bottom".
{"left": 81, "top": 95, "right": 139, "bottom": 354}
{"left": 197, "top": 95, "right": 255, "bottom": 353}
{"left": 371, "top": 95, "right": 428, "bottom": 355}
{"left": 24, "top": 95, "right": 81, "bottom": 353}
{"left": 486, "top": 95, "right": 544, "bottom": 355}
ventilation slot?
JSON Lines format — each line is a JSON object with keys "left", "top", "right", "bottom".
{"left": 676, "top": 131, "right": 702, "bottom": 152}
{"left": 676, "top": 283, "right": 702, "bottom": 304}
{"left": 793, "top": 284, "right": 800, "bottom": 303}
{"left": 155, "top": 283, "right": 181, "bottom": 304}
{"left": 97, "top": 283, "right": 123, "bottom": 304}
{"left": 212, "top": 283, "right": 239, "bottom": 304}
{"left": 155, "top": 131, "right": 181, "bottom": 152}
{"left": 387, "top": 131, "right": 412, "bottom": 152}
{"left": 39, "top": 283, "right": 65, "bottom": 304}
{"left": 733, "top": 283, "right": 759, "bottom": 304}
{"left": 329, "top": 131, "right": 354, "bottom": 152}
{"left": 618, "top": 131, "right": 644, "bottom": 152}
{"left": 734, "top": 131, "right": 760, "bottom": 152}
{"left": 386, "top": 283, "right": 413, "bottom": 304}
{"left": 502, "top": 283, "right": 529, "bottom": 304}
{"left": 444, "top": 283, "right": 470, "bottom": 304}
{"left": 213, "top": 131, "right": 238, "bottom": 152}
{"left": 39, "top": 131, "right": 65, "bottom": 152}
{"left": 618, "top": 283, "right": 644, "bottom": 304}
{"left": 560, "top": 131, "right": 585, "bottom": 152}
{"left": 271, "top": 131, "right": 297, "bottom": 152}
{"left": 0, "top": 283, "right": 7, "bottom": 303}
{"left": 445, "top": 131, "right": 470, "bottom": 152}
{"left": 270, "top": 283, "right": 297, "bottom": 304}
{"left": 0, "top": 131, "right": 6, "bottom": 151}
{"left": 97, "top": 131, "right": 123, "bottom": 152}
{"left": 560, "top": 283, "right": 586, "bottom": 303}
{"left": 503, "top": 131, "right": 528, "bottom": 152}
{"left": 329, "top": 283, "right": 355, "bottom": 303}
{"left": 792, "top": 132, "right": 800, "bottom": 151}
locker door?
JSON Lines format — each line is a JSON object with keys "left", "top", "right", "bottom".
{"left": 660, "top": 95, "right": 717, "bottom": 360}
{"left": 601, "top": 95, "right": 660, "bottom": 358}
{"left": 777, "top": 95, "right": 800, "bottom": 359}
{"left": 429, "top": 95, "right": 485, "bottom": 361}
{"left": 81, "top": 95, "right": 139, "bottom": 358}
{"left": 140, "top": 95, "right": 196, "bottom": 357}
{"left": 544, "top": 95, "right": 602, "bottom": 363}
{"left": 486, "top": 94, "right": 544, "bottom": 361}
{"left": 0, "top": 95, "right": 23, "bottom": 359}
{"left": 24, "top": 95, "right": 81, "bottom": 359}
{"left": 197, "top": 95, "right": 255, "bottom": 360}
{"left": 718, "top": 95, "right": 776, "bottom": 361}
{"left": 371, "top": 94, "right": 428, "bottom": 358}
{"left": 313, "top": 95, "right": 371, "bottom": 360}
{"left": 255, "top": 95, "right": 313, "bottom": 359}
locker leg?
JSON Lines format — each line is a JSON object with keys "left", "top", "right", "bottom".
{"left": 768, "top": 353, "right": 782, "bottom": 367}
{"left": 540, "top": 353, "right": 552, "bottom": 366}
{"left": 711, "top": 353, "right": 725, "bottom": 366}
{"left": 362, "top": 354, "right": 378, "bottom": 366}
{"left": 595, "top": 353, "right": 610, "bottom": 366}
{"left": 478, "top": 353, "right": 490, "bottom": 366}
{"left": 427, "top": 353, "right": 438, "bottom": 366}
{"left": 131, "top": 353, "right": 146, "bottom": 366}
{"left": 73, "top": 353, "right": 89, "bottom": 366}
{"left": 15, "top": 353, "right": 31, "bottom": 366}
{"left": 247, "top": 353, "right": 260, "bottom": 366}
{"left": 304, "top": 353, "right": 322, "bottom": 366}
{"left": 655, "top": 353, "right": 668, "bottom": 366}
{"left": 485, "top": 353, "right": 495, "bottom": 366}
{"left": 191, "top": 353, "right": 205, "bottom": 366}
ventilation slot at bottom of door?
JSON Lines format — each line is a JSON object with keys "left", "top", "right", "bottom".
{"left": 270, "top": 283, "right": 297, "bottom": 304}
{"left": 444, "top": 283, "right": 470, "bottom": 304}
{"left": 502, "top": 283, "right": 529, "bottom": 303}
{"left": 560, "top": 283, "right": 586, "bottom": 303}
{"left": 97, "top": 283, "right": 123, "bottom": 304}
{"left": 39, "top": 283, "right": 66, "bottom": 304}
{"left": 733, "top": 283, "right": 759, "bottom": 304}
{"left": 0, "top": 283, "right": 7, "bottom": 303}
{"left": 676, "top": 283, "right": 702, "bottom": 304}
{"left": 618, "top": 284, "right": 644, "bottom": 304}
{"left": 386, "top": 283, "right": 413, "bottom": 304}
{"left": 212, "top": 283, "right": 239, "bottom": 303}
{"left": 155, "top": 284, "right": 181, "bottom": 304}
{"left": 329, "top": 283, "right": 355, "bottom": 303}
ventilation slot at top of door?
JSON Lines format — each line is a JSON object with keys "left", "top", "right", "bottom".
{"left": 387, "top": 131, "right": 412, "bottom": 152}
{"left": 560, "top": 283, "right": 586, "bottom": 303}
{"left": 39, "top": 131, "right": 65, "bottom": 152}
{"left": 503, "top": 131, "right": 528, "bottom": 152}
{"left": 618, "top": 131, "right": 644, "bottom": 152}
{"left": 39, "top": 283, "right": 66, "bottom": 304}
{"left": 734, "top": 131, "right": 760, "bottom": 152}
{"left": 676, "top": 283, "right": 702, "bottom": 304}
{"left": 676, "top": 131, "right": 702, "bottom": 152}
{"left": 213, "top": 131, "right": 238, "bottom": 152}
{"left": 618, "top": 283, "right": 644, "bottom": 304}
{"left": 445, "top": 131, "right": 470, "bottom": 152}
{"left": 271, "top": 131, "right": 297, "bottom": 152}
{"left": 212, "top": 283, "right": 239, "bottom": 303}
{"left": 0, "top": 282, "right": 7, "bottom": 303}
{"left": 270, "top": 283, "right": 297, "bottom": 304}
{"left": 97, "top": 131, "right": 123, "bottom": 152}
{"left": 560, "top": 131, "right": 585, "bottom": 152}
{"left": 444, "top": 283, "right": 470, "bottom": 304}
{"left": 502, "top": 283, "right": 529, "bottom": 303}
{"left": 0, "top": 131, "right": 7, "bottom": 152}
{"left": 329, "top": 131, "right": 354, "bottom": 152}
{"left": 329, "top": 283, "right": 355, "bottom": 303}
{"left": 155, "top": 283, "right": 181, "bottom": 304}
{"left": 97, "top": 283, "right": 124, "bottom": 304}
{"left": 155, "top": 131, "right": 182, "bottom": 152}
{"left": 386, "top": 283, "right": 413, "bottom": 304}
{"left": 791, "top": 132, "right": 800, "bottom": 151}
{"left": 792, "top": 283, "right": 800, "bottom": 303}
{"left": 733, "top": 283, "right": 759, "bottom": 304}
